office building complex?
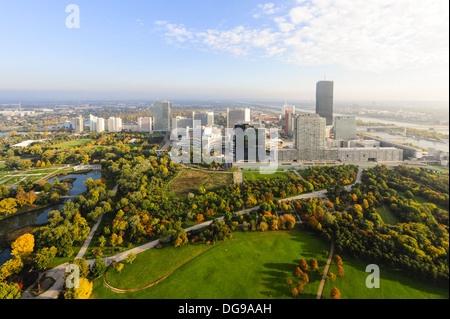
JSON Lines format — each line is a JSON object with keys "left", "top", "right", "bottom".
{"left": 227, "top": 108, "right": 251, "bottom": 128}
{"left": 316, "top": 81, "right": 334, "bottom": 125}
{"left": 193, "top": 111, "right": 214, "bottom": 127}
{"left": 138, "top": 117, "right": 152, "bottom": 132}
{"left": 152, "top": 100, "right": 172, "bottom": 131}
{"left": 334, "top": 116, "right": 356, "bottom": 140}
{"left": 173, "top": 116, "right": 193, "bottom": 130}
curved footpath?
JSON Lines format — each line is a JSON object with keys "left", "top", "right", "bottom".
{"left": 21, "top": 169, "right": 364, "bottom": 299}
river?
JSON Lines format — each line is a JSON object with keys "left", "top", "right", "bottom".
{"left": 334, "top": 114, "right": 450, "bottom": 152}
{"left": 0, "top": 170, "right": 102, "bottom": 266}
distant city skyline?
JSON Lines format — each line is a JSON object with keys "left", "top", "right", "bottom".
{"left": 0, "top": 1, "right": 448, "bottom": 102}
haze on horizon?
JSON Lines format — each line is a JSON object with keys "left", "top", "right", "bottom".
{"left": 0, "top": 0, "right": 448, "bottom": 103}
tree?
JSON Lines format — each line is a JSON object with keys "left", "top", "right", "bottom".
{"left": 89, "top": 258, "right": 107, "bottom": 280}
{"left": 259, "top": 221, "right": 269, "bottom": 232}
{"left": 330, "top": 287, "right": 341, "bottom": 299}
{"left": 328, "top": 272, "right": 336, "bottom": 282}
{"left": 197, "top": 214, "right": 204, "bottom": 223}
{"left": 0, "top": 258, "right": 23, "bottom": 281}
{"left": 115, "top": 263, "right": 124, "bottom": 273}
{"left": 337, "top": 265, "right": 345, "bottom": 277}
{"left": 296, "top": 281, "right": 305, "bottom": 293}
{"left": 294, "top": 266, "right": 303, "bottom": 278}
{"left": 0, "top": 198, "right": 17, "bottom": 216}
{"left": 18, "top": 160, "right": 33, "bottom": 171}
{"left": 292, "top": 287, "right": 299, "bottom": 297}
{"left": 300, "top": 272, "right": 309, "bottom": 284}
{"left": 332, "top": 254, "right": 343, "bottom": 265}
{"left": 34, "top": 246, "right": 57, "bottom": 270}
{"left": 64, "top": 277, "right": 93, "bottom": 299}
{"left": 11, "top": 233, "right": 34, "bottom": 260}
{"left": 0, "top": 282, "right": 22, "bottom": 299}
{"left": 299, "top": 259, "right": 309, "bottom": 272}
{"left": 124, "top": 252, "right": 136, "bottom": 264}
{"left": 308, "top": 259, "right": 319, "bottom": 272}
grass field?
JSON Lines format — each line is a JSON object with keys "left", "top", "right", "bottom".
{"left": 376, "top": 205, "right": 401, "bottom": 225}
{"left": 91, "top": 228, "right": 331, "bottom": 299}
{"left": 91, "top": 227, "right": 449, "bottom": 299}
{"left": 322, "top": 252, "right": 448, "bottom": 299}
{"left": 242, "top": 171, "right": 289, "bottom": 181}
{"left": 165, "top": 169, "right": 233, "bottom": 198}
{"left": 52, "top": 139, "right": 93, "bottom": 149}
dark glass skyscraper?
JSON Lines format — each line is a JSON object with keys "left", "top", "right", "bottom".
{"left": 316, "top": 81, "right": 334, "bottom": 126}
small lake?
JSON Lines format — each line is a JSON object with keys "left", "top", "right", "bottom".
{"left": 0, "top": 170, "right": 101, "bottom": 265}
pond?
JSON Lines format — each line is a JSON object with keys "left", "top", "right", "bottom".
{"left": 0, "top": 170, "right": 102, "bottom": 265}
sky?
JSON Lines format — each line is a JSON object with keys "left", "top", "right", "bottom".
{"left": 0, "top": 0, "right": 448, "bottom": 103}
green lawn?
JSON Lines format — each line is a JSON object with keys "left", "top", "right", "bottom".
{"left": 242, "top": 172, "right": 289, "bottom": 181}
{"left": 52, "top": 139, "right": 93, "bottom": 149}
{"left": 322, "top": 252, "right": 448, "bottom": 299}
{"left": 376, "top": 205, "right": 401, "bottom": 225}
{"left": 91, "top": 227, "right": 331, "bottom": 299}
{"left": 91, "top": 226, "right": 449, "bottom": 299}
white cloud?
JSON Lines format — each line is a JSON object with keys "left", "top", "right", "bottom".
{"left": 154, "top": 0, "right": 449, "bottom": 72}
{"left": 253, "top": 3, "right": 277, "bottom": 18}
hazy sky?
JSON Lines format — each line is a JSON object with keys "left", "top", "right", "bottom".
{"left": 0, "top": 0, "right": 448, "bottom": 102}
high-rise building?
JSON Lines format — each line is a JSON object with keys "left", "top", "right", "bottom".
{"left": 334, "top": 116, "right": 356, "bottom": 140}
{"left": 152, "top": 100, "right": 172, "bottom": 131}
{"left": 138, "top": 117, "right": 152, "bottom": 132}
{"left": 294, "top": 113, "right": 326, "bottom": 161}
{"left": 97, "top": 118, "right": 105, "bottom": 133}
{"left": 316, "top": 81, "right": 334, "bottom": 126}
{"left": 89, "top": 114, "right": 105, "bottom": 133}
{"left": 233, "top": 123, "right": 266, "bottom": 163}
{"left": 227, "top": 108, "right": 251, "bottom": 128}
{"left": 75, "top": 115, "right": 84, "bottom": 133}
{"left": 193, "top": 111, "right": 214, "bottom": 127}
{"left": 108, "top": 117, "right": 123, "bottom": 132}
{"left": 89, "top": 114, "right": 98, "bottom": 132}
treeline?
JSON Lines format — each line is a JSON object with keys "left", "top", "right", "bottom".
{"left": 296, "top": 165, "right": 449, "bottom": 284}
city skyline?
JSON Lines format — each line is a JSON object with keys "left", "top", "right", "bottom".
{"left": 0, "top": 0, "right": 448, "bottom": 102}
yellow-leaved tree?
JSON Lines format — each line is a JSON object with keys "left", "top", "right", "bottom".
{"left": 65, "top": 278, "right": 93, "bottom": 299}
{"left": 11, "top": 233, "right": 34, "bottom": 260}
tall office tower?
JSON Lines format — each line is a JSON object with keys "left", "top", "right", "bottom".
{"left": 286, "top": 111, "right": 296, "bottom": 137}
{"left": 97, "top": 118, "right": 105, "bottom": 133}
{"left": 75, "top": 115, "right": 84, "bottom": 133}
{"left": 334, "top": 116, "right": 356, "bottom": 140}
{"left": 108, "top": 117, "right": 123, "bottom": 132}
{"left": 233, "top": 123, "right": 266, "bottom": 163}
{"left": 316, "top": 81, "right": 334, "bottom": 125}
{"left": 152, "top": 100, "right": 172, "bottom": 131}
{"left": 284, "top": 110, "right": 292, "bottom": 136}
{"left": 227, "top": 108, "right": 251, "bottom": 128}
{"left": 89, "top": 114, "right": 98, "bottom": 132}
{"left": 193, "top": 111, "right": 214, "bottom": 127}
{"left": 294, "top": 113, "right": 326, "bottom": 161}
{"left": 138, "top": 117, "right": 152, "bottom": 132}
